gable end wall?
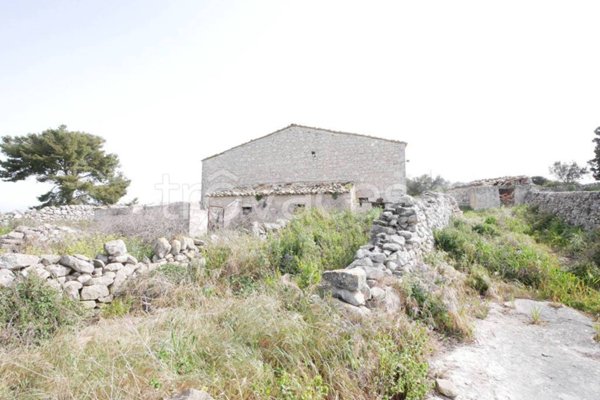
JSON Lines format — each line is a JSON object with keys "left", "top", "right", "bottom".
{"left": 201, "top": 126, "right": 406, "bottom": 207}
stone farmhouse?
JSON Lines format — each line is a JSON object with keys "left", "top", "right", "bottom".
{"left": 201, "top": 124, "right": 407, "bottom": 229}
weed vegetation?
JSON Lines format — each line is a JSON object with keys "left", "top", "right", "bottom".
{"left": 0, "top": 276, "right": 85, "bottom": 346}
{"left": 1, "top": 209, "right": 435, "bottom": 400}
{"left": 435, "top": 207, "right": 600, "bottom": 314}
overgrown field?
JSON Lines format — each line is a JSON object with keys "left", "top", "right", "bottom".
{"left": 435, "top": 206, "right": 600, "bottom": 315}
{"left": 0, "top": 209, "right": 434, "bottom": 400}
{"left": 2, "top": 205, "right": 598, "bottom": 399}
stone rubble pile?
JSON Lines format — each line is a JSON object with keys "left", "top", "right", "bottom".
{"left": 0, "top": 224, "right": 80, "bottom": 253}
{"left": 151, "top": 236, "right": 205, "bottom": 264}
{"left": 251, "top": 219, "right": 288, "bottom": 238}
{"left": 0, "top": 236, "right": 206, "bottom": 309}
{"left": 321, "top": 192, "right": 460, "bottom": 311}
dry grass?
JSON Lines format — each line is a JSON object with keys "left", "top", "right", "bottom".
{"left": 0, "top": 280, "right": 432, "bottom": 400}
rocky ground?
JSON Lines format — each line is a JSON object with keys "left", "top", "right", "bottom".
{"left": 429, "top": 299, "right": 600, "bottom": 400}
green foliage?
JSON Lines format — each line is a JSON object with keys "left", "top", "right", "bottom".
{"left": 0, "top": 125, "right": 129, "bottom": 207}
{"left": 467, "top": 265, "right": 492, "bottom": 295}
{"left": 588, "top": 126, "right": 600, "bottom": 181}
{"left": 435, "top": 208, "right": 600, "bottom": 314}
{"left": 0, "top": 276, "right": 84, "bottom": 345}
{"left": 521, "top": 208, "right": 600, "bottom": 289}
{"left": 407, "top": 174, "right": 449, "bottom": 196}
{"left": 0, "top": 225, "right": 11, "bottom": 236}
{"left": 101, "top": 298, "right": 133, "bottom": 318}
{"left": 403, "top": 282, "right": 463, "bottom": 337}
{"left": 269, "top": 208, "right": 377, "bottom": 287}
{"left": 122, "top": 237, "right": 153, "bottom": 261}
{"left": 203, "top": 245, "right": 232, "bottom": 271}
{"left": 372, "top": 324, "right": 432, "bottom": 400}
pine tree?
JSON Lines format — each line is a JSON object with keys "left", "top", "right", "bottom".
{"left": 0, "top": 125, "right": 130, "bottom": 207}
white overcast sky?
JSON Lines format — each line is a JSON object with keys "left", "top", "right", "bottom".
{"left": 1, "top": 0, "right": 598, "bottom": 211}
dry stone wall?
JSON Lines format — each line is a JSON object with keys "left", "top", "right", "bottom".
{"left": 322, "top": 192, "right": 460, "bottom": 309}
{"left": 0, "top": 205, "right": 99, "bottom": 225}
{"left": 0, "top": 224, "right": 80, "bottom": 253}
{"left": 524, "top": 191, "right": 600, "bottom": 230}
{"left": 0, "top": 236, "right": 206, "bottom": 309}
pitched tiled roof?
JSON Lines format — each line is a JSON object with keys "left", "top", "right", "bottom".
{"left": 207, "top": 182, "right": 353, "bottom": 197}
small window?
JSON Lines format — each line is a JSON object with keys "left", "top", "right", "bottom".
{"left": 358, "top": 197, "right": 369, "bottom": 206}
{"left": 242, "top": 206, "right": 252, "bottom": 215}
{"left": 293, "top": 204, "right": 306, "bottom": 213}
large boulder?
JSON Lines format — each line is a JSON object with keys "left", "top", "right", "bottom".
{"left": 104, "top": 240, "right": 127, "bottom": 257}
{"left": 322, "top": 269, "right": 367, "bottom": 292}
{"left": 59, "top": 255, "right": 94, "bottom": 274}
{"left": 0, "top": 269, "right": 15, "bottom": 287}
{"left": 0, "top": 253, "right": 40, "bottom": 270}
{"left": 110, "top": 264, "right": 135, "bottom": 293}
{"left": 153, "top": 238, "right": 171, "bottom": 259}
{"left": 322, "top": 268, "right": 371, "bottom": 307}
{"left": 170, "top": 239, "right": 182, "bottom": 255}
{"left": 45, "top": 264, "right": 71, "bottom": 278}
{"left": 80, "top": 284, "right": 109, "bottom": 300}
{"left": 63, "top": 281, "right": 83, "bottom": 300}
{"left": 331, "top": 288, "right": 366, "bottom": 306}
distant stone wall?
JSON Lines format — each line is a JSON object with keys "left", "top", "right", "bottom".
{"left": 447, "top": 186, "right": 500, "bottom": 210}
{"left": 94, "top": 202, "right": 208, "bottom": 238}
{"left": 0, "top": 205, "right": 99, "bottom": 226}
{"left": 321, "top": 192, "right": 460, "bottom": 308}
{"left": 524, "top": 191, "right": 600, "bottom": 230}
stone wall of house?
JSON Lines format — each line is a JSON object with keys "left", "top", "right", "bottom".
{"left": 321, "top": 192, "right": 460, "bottom": 309}
{"left": 523, "top": 191, "right": 600, "bottom": 230}
{"left": 0, "top": 236, "right": 206, "bottom": 309}
{"left": 201, "top": 125, "right": 407, "bottom": 207}
{"left": 207, "top": 191, "right": 355, "bottom": 229}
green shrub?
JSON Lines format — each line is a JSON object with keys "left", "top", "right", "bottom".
{"left": 0, "top": 225, "right": 11, "bottom": 236}
{"left": 404, "top": 282, "right": 464, "bottom": 338}
{"left": 122, "top": 237, "right": 154, "bottom": 261}
{"left": 0, "top": 276, "right": 85, "bottom": 345}
{"left": 569, "top": 262, "right": 600, "bottom": 289}
{"left": 203, "top": 245, "right": 231, "bottom": 271}
{"left": 268, "top": 208, "right": 377, "bottom": 287}
{"left": 467, "top": 265, "right": 492, "bottom": 294}
{"left": 101, "top": 297, "right": 133, "bottom": 318}
{"left": 371, "top": 323, "right": 432, "bottom": 400}
{"left": 472, "top": 222, "right": 499, "bottom": 237}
